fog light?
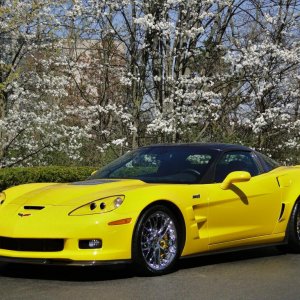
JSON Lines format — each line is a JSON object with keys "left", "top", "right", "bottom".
{"left": 79, "top": 239, "right": 102, "bottom": 249}
{"left": 89, "top": 239, "right": 101, "bottom": 248}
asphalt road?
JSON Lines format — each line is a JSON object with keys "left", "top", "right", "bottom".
{"left": 1, "top": 247, "right": 300, "bottom": 300}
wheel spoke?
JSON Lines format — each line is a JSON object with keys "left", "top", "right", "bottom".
{"left": 154, "top": 248, "right": 160, "bottom": 265}
{"left": 158, "top": 218, "right": 171, "bottom": 237}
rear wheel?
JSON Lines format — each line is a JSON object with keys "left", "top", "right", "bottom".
{"left": 287, "top": 201, "right": 300, "bottom": 252}
{"left": 132, "top": 205, "right": 181, "bottom": 276}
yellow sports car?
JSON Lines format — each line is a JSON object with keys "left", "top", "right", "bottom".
{"left": 0, "top": 143, "right": 299, "bottom": 275}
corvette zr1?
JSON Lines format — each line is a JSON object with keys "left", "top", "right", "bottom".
{"left": 0, "top": 143, "right": 299, "bottom": 275}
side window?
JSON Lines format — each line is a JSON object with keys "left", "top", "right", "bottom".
{"left": 214, "top": 151, "right": 260, "bottom": 183}
{"left": 258, "top": 153, "right": 280, "bottom": 172}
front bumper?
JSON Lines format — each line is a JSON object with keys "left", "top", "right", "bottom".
{"left": 0, "top": 204, "right": 136, "bottom": 262}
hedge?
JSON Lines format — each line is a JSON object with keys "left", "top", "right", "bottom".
{"left": 0, "top": 166, "right": 97, "bottom": 191}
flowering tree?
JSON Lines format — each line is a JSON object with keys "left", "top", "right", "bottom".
{"left": 0, "top": 0, "right": 299, "bottom": 166}
{"left": 220, "top": 0, "right": 300, "bottom": 160}
{"left": 0, "top": 1, "right": 78, "bottom": 167}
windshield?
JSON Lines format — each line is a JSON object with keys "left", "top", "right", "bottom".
{"left": 91, "top": 146, "right": 217, "bottom": 184}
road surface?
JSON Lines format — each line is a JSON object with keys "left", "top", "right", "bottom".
{"left": 1, "top": 247, "right": 299, "bottom": 300}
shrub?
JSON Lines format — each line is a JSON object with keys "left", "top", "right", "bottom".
{"left": 0, "top": 166, "right": 97, "bottom": 191}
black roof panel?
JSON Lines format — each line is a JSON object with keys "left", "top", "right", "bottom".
{"left": 142, "top": 143, "right": 252, "bottom": 152}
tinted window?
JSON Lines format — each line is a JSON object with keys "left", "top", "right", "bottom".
{"left": 258, "top": 153, "right": 280, "bottom": 172}
{"left": 92, "top": 146, "right": 217, "bottom": 184}
{"left": 214, "top": 151, "right": 260, "bottom": 183}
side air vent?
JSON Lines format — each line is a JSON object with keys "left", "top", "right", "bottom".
{"left": 24, "top": 206, "right": 45, "bottom": 210}
{"left": 278, "top": 203, "right": 285, "bottom": 221}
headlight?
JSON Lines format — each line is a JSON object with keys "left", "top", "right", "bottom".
{"left": 0, "top": 192, "right": 5, "bottom": 205}
{"left": 69, "top": 195, "right": 125, "bottom": 216}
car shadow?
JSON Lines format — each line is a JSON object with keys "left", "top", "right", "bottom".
{"left": 177, "top": 246, "right": 285, "bottom": 270}
{"left": 0, "top": 263, "right": 135, "bottom": 282}
{"left": 0, "top": 246, "right": 285, "bottom": 281}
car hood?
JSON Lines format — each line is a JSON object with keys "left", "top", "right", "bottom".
{"left": 6, "top": 179, "right": 147, "bottom": 207}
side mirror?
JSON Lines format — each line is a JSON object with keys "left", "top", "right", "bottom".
{"left": 220, "top": 171, "right": 251, "bottom": 190}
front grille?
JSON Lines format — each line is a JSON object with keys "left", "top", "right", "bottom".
{"left": 0, "top": 237, "right": 64, "bottom": 252}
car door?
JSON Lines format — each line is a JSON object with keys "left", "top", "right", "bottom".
{"left": 208, "top": 151, "right": 282, "bottom": 245}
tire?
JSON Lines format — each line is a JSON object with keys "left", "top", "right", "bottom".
{"left": 286, "top": 201, "right": 300, "bottom": 253}
{"left": 132, "top": 205, "right": 181, "bottom": 276}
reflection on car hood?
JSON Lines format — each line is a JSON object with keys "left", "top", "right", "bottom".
{"left": 7, "top": 179, "right": 147, "bottom": 207}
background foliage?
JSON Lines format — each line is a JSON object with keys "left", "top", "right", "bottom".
{"left": 0, "top": 166, "right": 95, "bottom": 190}
{"left": 0, "top": 0, "right": 299, "bottom": 167}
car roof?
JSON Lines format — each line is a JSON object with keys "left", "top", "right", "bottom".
{"left": 142, "top": 143, "right": 252, "bottom": 152}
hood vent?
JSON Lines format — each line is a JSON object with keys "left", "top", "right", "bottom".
{"left": 70, "top": 179, "right": 119, "bottom": 186}
{"left": 24, "top": 206, "right": 45, "bottom": 210}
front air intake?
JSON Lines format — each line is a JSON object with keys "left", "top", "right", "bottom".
{"left": 0, "top": 237, "right": 64, "bottom": 252}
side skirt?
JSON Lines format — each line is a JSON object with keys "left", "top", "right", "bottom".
{"left": 180, "top": 241, "right": 287, "bottom": 260}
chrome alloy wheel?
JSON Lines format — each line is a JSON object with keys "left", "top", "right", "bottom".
{"left": 140, "top": 211, "right": 178, "bottom": 271}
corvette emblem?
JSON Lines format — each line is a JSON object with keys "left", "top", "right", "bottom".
{"left": 18, "top": 213, "right": 31, "bottom": 217}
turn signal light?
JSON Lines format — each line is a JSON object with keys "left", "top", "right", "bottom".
{"left": 108, "top": 218, "right": 132, "bottom": 226}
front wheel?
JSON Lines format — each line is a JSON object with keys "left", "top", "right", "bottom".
{"left": 287, "top": 201, "right": 300, "bottom": 252}
{"left": 132, "top": 205, "right": 181, "bottom": 276}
